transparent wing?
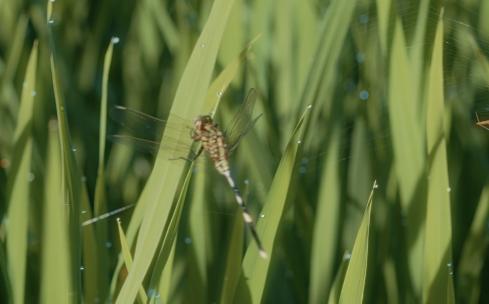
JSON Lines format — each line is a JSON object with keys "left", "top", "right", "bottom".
{"left": 110, "top": 105, "right": 192, "bottom": 138}
{"left": 225, "top": 88, "right": 261, "bottom": 151}
{"left": 109, "top": 105, "right": 198, "bottom": 158}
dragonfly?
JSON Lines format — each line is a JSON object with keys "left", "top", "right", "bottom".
{"left": 112, "top": 89, "right": 268, "bottom": 259}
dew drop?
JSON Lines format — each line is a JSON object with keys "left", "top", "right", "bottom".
{"left": 72, "top": 147, "right": 77, "bottom": 152}
{"left": 28, "top": 172, "right": 35, "bottom": 182}
{"left": 297, "top": 140, "right": 302, "bottom": 144}
{"left": 200, "top": 43, "right": 206, "bottom": 48}
{"left": 81, "top": 176, "right": 87, "bottom": 182}
{"left": 447, "top": 262, "right": 454, "bottom": 275}
{"left": 359, "top": 14, "right": 369, "bottom": 24}
{"left": 111, "top": 36, "right": 120, "bottom": 44}
{"left": 359, "top": 90, "right": 369, "bottom": 101}
{"left": 306, "top": 104, "right": 312, "bottom": 109}
{"left": 259, "top": 213, "right": 265, "bottom": 218}
{"left": 184, "top": 237, "right": 192, "bottom": 245}
{"left": 105, "top": 241, "right": 113, "bottom": 248}
{"left": 81, "top": 210, "right": 87, "bottom": 214}
{"left": 355, "top": 52, "right": 365, "bottom": 64}
{"left": 80, "top": 266, "right": 85, "bottom": 271}
{"left": 217, "top": 91, "right": 223, "bottom": 98}
{"left": 48, "top": 19, "right": 55, "bottom": 24}
{"left": 446, "top": 187, "right": 451, "bottom": 193}
{"left": 244, "top": 179, "right": 249, "bottom": 185}
{"left": 343, "top": 252, "right": 352, "bottom": 260}
{"left": 31, "top": 90, "right": 37, "bottom": 97}
{"left": 147, "top": 289, "right": 161, "bottom": 299}
{"left": 50, "top": 0, "right": 55, "bottom": 2}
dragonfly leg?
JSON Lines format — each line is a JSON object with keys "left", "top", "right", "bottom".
{"left": 168, "top": 146, "right": 203, "bottom": 162}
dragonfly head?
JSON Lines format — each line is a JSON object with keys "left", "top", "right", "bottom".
{"left": 194, "top": 115, "right": 214, "bottom": 131}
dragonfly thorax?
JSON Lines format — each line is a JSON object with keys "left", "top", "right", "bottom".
{"left": 192, "top": 115, "right": 230, "bottom": 174}
{"left": 192, "top": 115, "right": 219, "bottom": 140}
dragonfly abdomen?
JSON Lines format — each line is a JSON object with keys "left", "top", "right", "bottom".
{"left": 207, "top": 134, "right": 230, "bottom": 174}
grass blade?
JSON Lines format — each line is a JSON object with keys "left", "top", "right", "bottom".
{"left": 457, "top": 185, "right": 489, "bottom": 303}
{"left": 219, "top": 211, "right": 245, "bottom": 304}
{"left": 234, "top": 105, "right": 311, "bottom": 304}
{"left": 40, "top": 121, "right": 73, "bottom": 304}
{"left": 116, "top": 218, "right": 147, "bottom": 304}
{"left": 309, "top": 126, "right": 341, "bottom": 304}
{"left": 422, "top": 13, "right": 454, "bottom": 303}
{"left": 6, "top": 40, "right": 37, "bottom": 304}
{"left": 388, "top": 18, "right": 426, "bottom": 296}
{"left": 327, "top": 253, "right": 350, "bottom": 304}
{"left": 338, "top": 181, "right": 377, "bottom": 303}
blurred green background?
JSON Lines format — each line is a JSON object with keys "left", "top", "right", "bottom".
{"left": 1, "top": 0, "right": 489, "bottom": 303}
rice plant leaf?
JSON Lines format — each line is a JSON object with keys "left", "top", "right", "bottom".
{"left": 297, "top": 0, "right": 358, "bottom": 113}
{"left": 87, "top": 38, "right": 117, "bottom": 302}
{"left": 48, "top": 1, "right": 87, "bottom": 295}
{"left": 410, "top": 0, "right": 441, "bottom": 109}
{"left": 422, "top": 14, "right": 454, "bottom": 303}
{"left": 6, "top": 40, "right": 37, "bottom": 304}
{"left": 273, "top": 0, "right": 293, "bottom": 120}
{"left": 295, "top": 1, "right": 317, "bottom": 98}
{"left": 116, "top": 218, "right": 147, "bottom": 304}
{"left": 146, "top": 169, "right": 192, "bottom": 300}
{"left": 80, "top": 184, "right": 100, "bottom": 303}
{"left": 219, "top": 0, "right": 244, "bottom": 79}
{"left": 309, "top": 126, "right": 341, "bottom": 304}
{"left": 219, "top": 211, "right": 245, "bottom": 304}
{"left": 50, "top": 53, "right": 84, "bottom": 302}
{"left": 388, "top": 19, "right": 425, "bottom": 211}
{"left": 186, "top": 168, "right": 209, "bottom": 301}
{"left": 327, "top": 253, "right": 350, "bottom": 304}
{"left": 233, "top": 105, "right": 311, "bottom": 304}
{"left": 388, "top": 18, "right": 425, "bottom": 295}
{"left": 147, "top": 0, "right": 179, "bottom": 53}
{"left": 40, "top": 122, "right": 73, "bottom": 304}
{"left": 157, "top": 237, "right": 177, "bottom": 304}
{"left": 2, "top": 14, "right": 28, "bottom": 83}
{"left": 338, "top": 182, "right": 376, "bottom": 303}
{"left": 95, "top": 39, "right": 116, "bottom": 216}
{"left": 457, "top": 185, "right": 489, "bottom": 303}
{"left": 375, "top": 0, "right": 390, "bottom": 54}
{"left": 205, "top": 35, "right": 261, "bottom": 115}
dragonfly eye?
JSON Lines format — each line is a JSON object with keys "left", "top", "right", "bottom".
{"left": 194, "top": 115, "right": 213, "bottom": 126}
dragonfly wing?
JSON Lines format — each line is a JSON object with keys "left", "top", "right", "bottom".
{"left": 108, "top": 133, "right": 198, "bottom": 158}
{"left": 228, "top": 114, "right": 262, "bottom": 152}
{"left": 111, "top": 105, "right": 193, "bottom": 140}
{"left": 109, "top": 105, "right": 197, "bottom": 158}
{"left": 225, "top": 88, "right": 260, "bottom": 150}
